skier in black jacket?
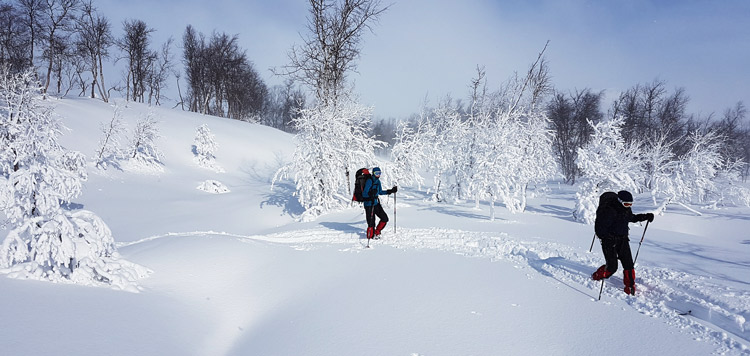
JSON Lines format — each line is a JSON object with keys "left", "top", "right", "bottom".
{"left": 592, "top": 190, "right": 654, "bottom": 295}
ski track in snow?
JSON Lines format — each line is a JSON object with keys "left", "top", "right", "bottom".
{"left": 124, "top": 227, "right": 750, "bottom": 355}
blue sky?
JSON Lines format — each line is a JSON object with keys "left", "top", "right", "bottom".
{"left": 100, "top": 0, "right": 749, "bottom": 119}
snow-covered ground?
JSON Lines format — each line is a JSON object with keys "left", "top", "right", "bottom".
{"left": 1, "top": 97, "right": 748, "bottom": 355}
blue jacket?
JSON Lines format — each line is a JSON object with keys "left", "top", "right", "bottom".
{"left": 362, "top": 177, "right": 387, "bottom": 207}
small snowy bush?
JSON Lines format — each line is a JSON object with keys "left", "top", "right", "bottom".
{"left": 197, "top": 180, "right": 230, "bottom": 194}
{"left": 1, "top": 211, "right": 150, "bottom": 291}
{"left": 193, "top": 124, "right": 224, "bottom": 172}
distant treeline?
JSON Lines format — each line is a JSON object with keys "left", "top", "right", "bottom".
{"left": 1, "top": 0, "right": 747, "bottom": 183}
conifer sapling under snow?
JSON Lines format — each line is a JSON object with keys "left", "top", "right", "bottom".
{"left": 0, "top": 68, "right": 148, "bottom": 290}
{"left": 193, "top": 124, "right": 223, "bottom": 172}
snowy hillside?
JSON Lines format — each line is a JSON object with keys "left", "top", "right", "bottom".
{"left": 1, "top": 98, "right": 749, "bottom": 355}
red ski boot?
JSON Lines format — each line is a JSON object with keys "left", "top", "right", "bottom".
{"left": 623, "top": 269, "right": 636, "bottom": 295}
{"left": 374, "top": 221, "right": 387, "bottom": 238}
{"left": 591, "top": 265, "right": 614, "bottom": 280}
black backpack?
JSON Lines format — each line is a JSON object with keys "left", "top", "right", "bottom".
{"left": 598, "top": 191, "right": 619, "bottom": 207}
{"left": 595, "top": 191, "right": 619, "bottom": 236}
{"left": 352, "top": 168, "right": 373, "bottom": 202}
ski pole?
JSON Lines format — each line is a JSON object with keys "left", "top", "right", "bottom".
{"left": 633, "top": 221, "right": 650, "bottom": 265}
{"left": 393, "top": 191, "right": 397, "bottom": 234}
{"left": 590, "top": 231, "right": 603, "bottom": 299}
{"left": 589, "top": 233, "right": 597, "bottom": 252}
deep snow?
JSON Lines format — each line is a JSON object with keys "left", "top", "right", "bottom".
{"left": 1, "top": 97, "right": 748, "bottom": 355}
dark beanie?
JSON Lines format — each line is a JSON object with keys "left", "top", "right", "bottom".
{"left": 617, "top": 190, "right": 633, "bottom": 202}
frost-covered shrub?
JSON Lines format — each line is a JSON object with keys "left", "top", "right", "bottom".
{"left": 94, "top": 103, "right": 128, "bottom": 170}
{"left": 391, "top": 98, "right": 556, "bottom": 217}
{"left": 128, "top": 111, "right": 163, "bottom": 168}
{"left": 648, "top": 130, "right": 749, "bottom": 208}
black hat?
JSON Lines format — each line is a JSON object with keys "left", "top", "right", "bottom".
{"left": 617, "top": 190, "right": 633, "bottom": 202}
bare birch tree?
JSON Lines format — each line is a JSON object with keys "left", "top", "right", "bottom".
{"left": 74, "top": 0, "right": 112, "bottom": 101}
{"left": 276, "top": 0, "right": 388, "bottom": 106}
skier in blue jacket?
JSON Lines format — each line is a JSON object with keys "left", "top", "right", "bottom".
{"left": 362, "top": 167, "right": 397, "bottom": 239}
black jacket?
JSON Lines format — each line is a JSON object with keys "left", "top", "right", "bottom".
{"left": 595, "top": 199, "right": 650, "bottom": 240}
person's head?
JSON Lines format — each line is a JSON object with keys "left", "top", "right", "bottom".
{"left": 617, "top": 190, "right": 633, "bottom": 208}
{"left": 372, "top": 167, "right": 381, "bottom": 179}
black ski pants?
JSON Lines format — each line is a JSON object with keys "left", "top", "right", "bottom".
{"left": 600, "top": 235, "right": 634, "bottom": 273}
{"left": 364, "top": 204, "right": 388, "bottom": 228}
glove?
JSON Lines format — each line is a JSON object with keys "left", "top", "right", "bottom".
{"left": 646, "top": 213, "right": 654, "bottom": 222}
{"left": 386, "top": 189, "right": 393, "bottom": 194}
{"left": 391, "top": 186, "right": 398, "bottom": 193}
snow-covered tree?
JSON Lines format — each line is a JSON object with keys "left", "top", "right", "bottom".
{"left": 0, "top": 68, "right": 83, "bottom": 224}
{"left": 467, "top": 111, "right": 510, "bottom": 217}
{"left": 423, "top": 98, "right": 469, "bottom": 202}
{"left": 665, "top": 131, "right": 740, "bottom": 207}
{"left": 574, "top": 117, "right": 644, "bottom": 224}
{"left": 390, "top": 119, "right": 431, "bottom": 189}
{"left": 641, "top": 134, "right": 678, "bottom": 205}
{"left": 454, "top": 50, "right": 553, "bottom": 213}
{"left": 678, "top": 131, "right": 723, "bottom": 204}
{"left": 645, "top": 130, "right": 749, "bottom": 210}
{"left": 710, "top": 156, "right": 749, "bottom": 207}
{"left": 273, "top": 0, "right": 389, "bottom": 219}
{"left": 94, "top": 103, "right": 128, "bottom": 169}
{"left": 501, "top": 112, "right": 557, "bottom": 213}
{"left": 0, "top": 68, "right": 147, "bottom": 289}
{"left": 273, "top": 98, "right": 384, "bottom": 219}
{"left": 391, "top": 58, "right": 556, "bottom": 217}
{"left": 468, "top": 109, "right": 557, "bottom": 217}
{"left": 193, "top": 124, "right": 223, "bottom": 172}
{"left": 128, "top": 110, "right": 163, "bottom": 168}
